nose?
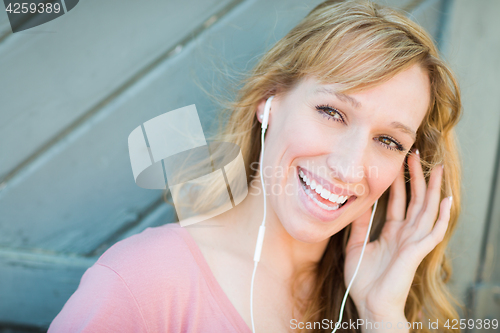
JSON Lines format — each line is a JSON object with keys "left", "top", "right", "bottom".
{"left": 325, "top": 130, "right": 367, "bottom": 185}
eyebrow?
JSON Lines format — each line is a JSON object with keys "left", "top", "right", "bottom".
{"left": 314, "top": 87, "right": 361, "bottom": 109}
{"left": 390, "top": 121, "right": 416, "bottom": 141}
{"left": 315, "top": 87, "right": 417, "bottom": 141}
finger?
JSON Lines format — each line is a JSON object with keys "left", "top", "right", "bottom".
{"left": 406, "top": 149, "right": 427, "bottom": 224}
{"left": 346, "top": 205, "right": 373, "bottom": 250}
{"left": 386, "top": 163, "right": 406, "bottom": 222}
{"left": 420, "top": 196, "right": 452, "bottom": 253}
{"left": 417, "top": 164, "right": 444, "bottom": 233}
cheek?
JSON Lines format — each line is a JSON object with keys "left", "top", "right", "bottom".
{"left": 366, "top": 160, "right": 404, "bottom": 197}
{"left": 263, "top": 114, "right": 332, "bottom": 194}
{"left": 283, "top": 115, "right": 335, "bottom": 156}
{"left": 267, "top": 110, "right": 327, "bottom": 161}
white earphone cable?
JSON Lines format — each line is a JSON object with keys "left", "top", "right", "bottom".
{"left": 331, "top": 199, "right": 378, "bottom": 333}
{"left": 250, "top": 126, "right": 267, "bottom": 333}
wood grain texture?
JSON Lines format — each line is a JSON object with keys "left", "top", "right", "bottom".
{"left": 0, "top": 0, "right": 232, "bottom": 180}
{"left": 0, "top": 248, "right": 96, "bottom": 327}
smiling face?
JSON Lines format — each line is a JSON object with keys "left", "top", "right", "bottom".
{"left": 256, "top": 64, "right": 431, "bottom": 243}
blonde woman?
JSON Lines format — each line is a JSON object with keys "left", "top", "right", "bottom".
{"left": 49, "top": 0, "right": 462, "bottom": 332}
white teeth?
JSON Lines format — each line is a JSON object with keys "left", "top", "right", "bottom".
{"left": 304, "top": 187, "right": 340, "bottom": 211}
{"left": 299, "top": 169, "right": 350, "bottom": 207}
{"left": 329, "top": 193, "right": 339, "bottom": 202}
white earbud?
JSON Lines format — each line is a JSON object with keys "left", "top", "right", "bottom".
{"left": 261, "top": 95, "right": 273, "bottom": 130}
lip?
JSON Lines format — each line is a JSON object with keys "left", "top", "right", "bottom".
{"left": 296, "top": 168, "right": 356, "bottom": 222}
{"left": 298, "top": 167, "right": 356, "bottom": 197}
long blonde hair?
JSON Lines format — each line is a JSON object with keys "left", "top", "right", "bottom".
{"left": 168, "top": 0, "right": 463, "bottom": 331}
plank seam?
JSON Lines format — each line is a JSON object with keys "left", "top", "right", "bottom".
{"left": 0, "top": 246, "right": 97, "bottom": 266}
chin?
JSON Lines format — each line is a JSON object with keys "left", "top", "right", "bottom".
{"left": 279, "top": 216, "right": 337, "bottom": 244}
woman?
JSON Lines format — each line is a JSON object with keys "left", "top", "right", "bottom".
{"left": 49, "top": 0, "right": 462, "bottom": 332}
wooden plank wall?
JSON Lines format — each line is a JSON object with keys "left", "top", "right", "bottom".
{"left": 0, "top": 0, "right": 448, "bottom": 330}
{"left": 443, "top": 0, "right": 500, "bottom": 324}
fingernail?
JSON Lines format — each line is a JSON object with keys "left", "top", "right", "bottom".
{"left": 415, "top": 149, "right": 420, "bottom": 156}
{"left": 441, "top": 164, "right": 444, "bottom": 170}
{"left": 448, "top": 195, "right": 453, "bottom": 209}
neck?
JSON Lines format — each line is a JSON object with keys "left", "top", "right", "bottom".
{"left": 218, "top": 177, "right": 330, "bottom": 281}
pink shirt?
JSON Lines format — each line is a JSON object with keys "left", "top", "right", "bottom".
{"left": 48, "top": 223, "right": 252, "bottom": 333}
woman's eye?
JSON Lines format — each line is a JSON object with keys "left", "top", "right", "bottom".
{"left": 376, "top": 136, "right": 405, "bottom": 152}
{"left": 315, "top": 105, "right": 345, "bottom": 123}
{"left": 315, "top": 104, "right": 405, "bottom": 153}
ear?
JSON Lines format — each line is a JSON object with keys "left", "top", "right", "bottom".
{"left": 256, "top": 98, "right": 267, "bottom": 125}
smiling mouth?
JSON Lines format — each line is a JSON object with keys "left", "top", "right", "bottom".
{"left": 298, "top": 168, "right": 353, "bottom": 211}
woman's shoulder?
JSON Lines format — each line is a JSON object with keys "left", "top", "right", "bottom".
{"left": 49, "top": 222, "right": 252, "bottom": 333}
{"left": 96, "top": 222, "right": 196, "bottom": 281}
{"left": 89, "top": 222, "right": 210, "bottom": 320}
{"left": 49, "top": 223, "right": 238, "bottom": 332}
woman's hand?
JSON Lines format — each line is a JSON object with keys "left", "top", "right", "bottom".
{"left": 344, "top": 150, "right": 453, "bottom": 332}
